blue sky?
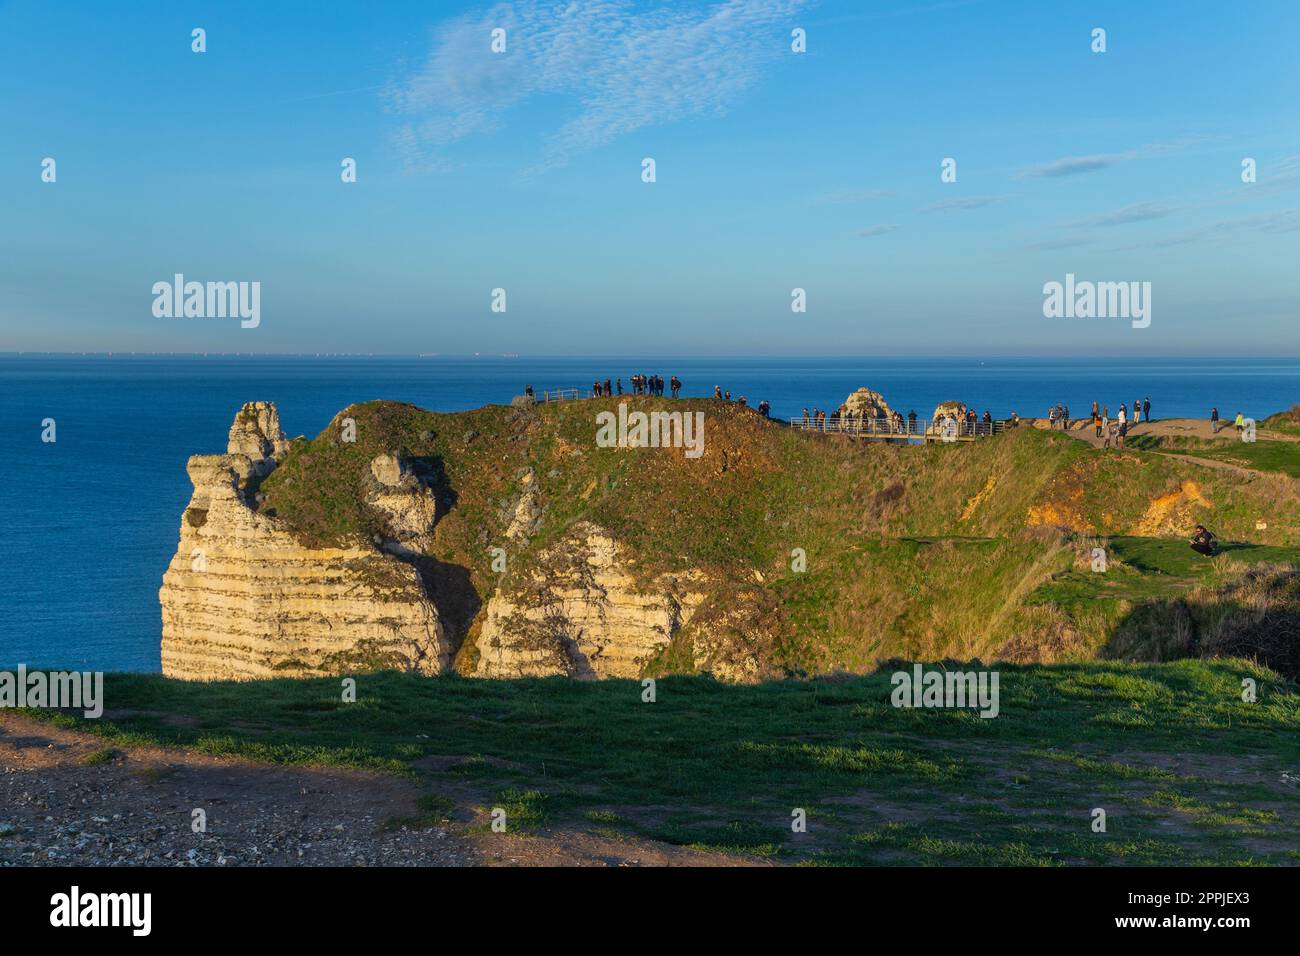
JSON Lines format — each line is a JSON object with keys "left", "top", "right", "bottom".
{"left": 1, "top": 0, "right": 1297, "bottom": 356}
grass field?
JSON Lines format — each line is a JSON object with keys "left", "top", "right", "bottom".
{"left": 1129, "top": 433, "right": 1300, "bottom": 479}
{"left": 29, "top": 659, "right": 1300, "bottom": 865}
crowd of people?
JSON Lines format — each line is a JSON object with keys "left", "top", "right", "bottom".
{"left": 518, "top": 384, "right": 1246, "bottom": 444}
{"left": 1041, "top": 397, "right": 1155, "bottom": 449}
{"left": 521, "top": 376, "right": 770, "bottom": 417}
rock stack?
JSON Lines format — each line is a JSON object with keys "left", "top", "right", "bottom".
{"left": 159, "top": 403, "right": 450, "bottom": 681}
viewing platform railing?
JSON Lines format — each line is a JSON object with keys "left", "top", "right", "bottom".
{"left": 789, "top": 416, "right": 1006, "bottom": 439}
{"left": 535, "top": 387, "right": 589, "bottom": 402}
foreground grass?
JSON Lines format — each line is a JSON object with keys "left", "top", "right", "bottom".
{"left": 28, "top": 659, "right": 1300, "bottom": 865}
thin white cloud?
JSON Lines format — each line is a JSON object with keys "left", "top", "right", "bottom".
{"left": 815, "top": 188, "right": 895, "bottom": 204}
{"left": 1071, "top": 201, "right": 1179, "bottom": 227}
{"left": 1024, "top": 236, "right": 1095, "bottom": 251}
{"left": 1018, "top": 153, "right": 1125, "bottom": 179}
{"left": 921, "top": 195, "right": 1006, "bottom": 213}
{"left": 1121, "top": 208, "right": 1300, "bottom": 250}
{"left": 388, "top": 0, "right": 810, "bottom": 173}
{"left": 1016, "top": 142, "right": 1193, "bottom": 180}
{"left": 857, "top": 224, "right": 898, "bottom": 237}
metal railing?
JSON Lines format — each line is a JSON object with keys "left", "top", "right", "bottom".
{"left": 533, "top": 387, "right": 588, "bottom": 402}
{"left": 789, "top": 416, "right": 1005, "bottom": 438}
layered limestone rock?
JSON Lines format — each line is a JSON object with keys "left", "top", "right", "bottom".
{"left": 840, "top": 387, "right": 896, "bottom": 421}
{"left": 366, "top": 453, "right": 439, "bottom": 553}
{"left": 931, "top": 400, "right": 968, "bottom": 425}
{"left": 473, "top": 522, "right": 706, "bottom": 679}
{"left": 159, "top": 403, "right": 449, "bottom": 681}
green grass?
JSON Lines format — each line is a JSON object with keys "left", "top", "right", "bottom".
{"left": 26, "top": 659, "right": 1300, "bottom": 865}
{"left": 1129, "top": 433, "right": 1300, "bottom": 479}
{"left": 1032, "top": 536, "right": 1300, "bottom": 604}
{"left": 242, "top": 400, "right": 1300, "bottom": 676}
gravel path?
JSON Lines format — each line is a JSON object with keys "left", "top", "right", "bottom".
{"left": 0, "top": 714, "right": 474, "bottom": 866}
{"left": 0, "top": 714, "right": 761, "bottom": 867}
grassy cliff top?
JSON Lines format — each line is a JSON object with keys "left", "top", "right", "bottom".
{"left": 254, "top": 398, "right": 1300, "bottom": 675}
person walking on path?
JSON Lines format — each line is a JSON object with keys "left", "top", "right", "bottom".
{"left": 1102, "top": 420, "right": 1113, "bottom": 449}
{"left": 1211, "top": 407, "right": 1220, "bottom": 433}
{"left": 1235, "top": 411, "right": 1245, "bottom": 434}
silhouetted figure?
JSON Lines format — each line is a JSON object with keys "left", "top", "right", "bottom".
{"left": 1189, "top": 525, "right": 1217, "bottom": 557}
{"left": 671, "top": 375, "right": 681, "bottom": 398}
{"left": 1143, "top": 397, "right": 1151, "bottom": 422}
{"left": 1211, "top": 407, "right": 1220, "bottom": 433}
{"left": 524, "top": 384, "right": 534, "bottom": 399}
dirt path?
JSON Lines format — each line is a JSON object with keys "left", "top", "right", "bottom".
{"left": 0, "top": 714, "right": 758, "bottom": 867}
{"left": 1155, "top": 452, "right": 1265, "bottom": 480}
{"left": 1040, "top": 418, "right": 1289, "bottom": 482}
{"left": 1048, "top": 416, "right": 1298, "bottom": 450}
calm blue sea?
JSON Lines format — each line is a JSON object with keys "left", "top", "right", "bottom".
{"left": 3, "top": 355, "right": 1298, "bottom": 672}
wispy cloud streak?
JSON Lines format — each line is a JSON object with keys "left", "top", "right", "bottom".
{"left": 388, "top": 0, "right": 810, "bottom": 173}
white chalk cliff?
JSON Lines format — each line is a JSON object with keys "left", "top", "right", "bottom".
{"left": 159, "top": 403, "right": 450, "bottom": 681}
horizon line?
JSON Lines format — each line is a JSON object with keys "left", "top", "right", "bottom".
{"left": 6, "top": 352, "right": 1300, "bottom": 362}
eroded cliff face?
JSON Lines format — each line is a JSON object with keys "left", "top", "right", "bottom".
{"left": 159, "top": 403, "right": 450, "bottom": 681}
{"left": 472, "top": 522, "right": 707, "bottom": 679}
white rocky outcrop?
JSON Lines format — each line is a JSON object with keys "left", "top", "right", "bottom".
{"left": 840, "top": 387, "right": 896, "bottom": 420}
{"left": 473, "top": 522, "right": 706, "bottom": 679}
{"left": 159, "top": 403, "right": 450, "bottom": 681}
